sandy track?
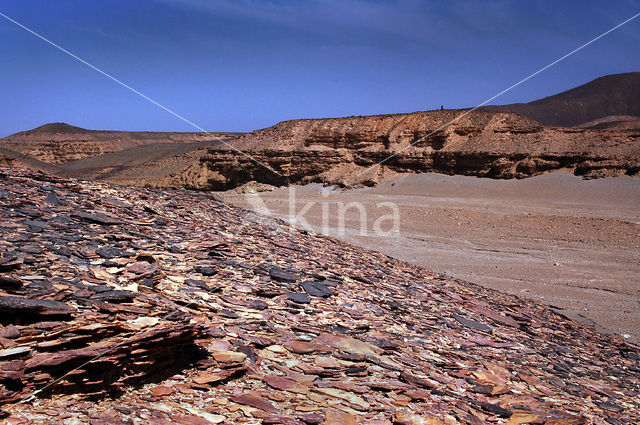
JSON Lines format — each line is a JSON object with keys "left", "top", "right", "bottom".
{"left": 223, "top": 171, "right": 640, "bottom": 342}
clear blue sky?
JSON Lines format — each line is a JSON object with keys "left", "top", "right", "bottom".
{"left": 1, "top": 0, "right": 639, "bottom": 136}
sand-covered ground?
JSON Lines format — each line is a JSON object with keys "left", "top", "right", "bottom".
{"left": 223, "top": 171, "right": 640, "bottom": 342}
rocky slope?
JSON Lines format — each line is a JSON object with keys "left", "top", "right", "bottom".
{"left": 0, "top": 123, "right": 241, "bottom": 164}
{"left": 579, "top": 115, "right": 640, "bottom": 131}
{"left": 1, "top": 167, "right": 639, "bottom": 424}
{"left": 186, "top": 110, "right": 639, "bottom": 189}
{"left": 0, "top": 147, "right": 58, "bottom": 174}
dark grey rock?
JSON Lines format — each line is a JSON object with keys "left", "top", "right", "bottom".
{"left": 185, "top": 278, "right": 210, "bottom": 291}
{"left": 452, "top": 314, "right": 493, "bottom": 333}
{"left": 91, "top": 290, "right": 136, "bottom": 302}
{"left": 269, "top": 267, "right": 298, "bottom": 282}
{"left": 194, "top": 266, "right": 218, "bottom": 276}
{"left": 53, "top": 246, "right": 72, "bottom": 257}
{"left": 23, "top": 219, "right": 48, "bottom": 231}
{"left": 44, "top": 192, "right": 61, "bottom": 206}
{"left": 249, "top": 300, "right": 269, "bottom": 310}
{"left": 0, "top": 295, "right": 75, "bottom": 314}
{"left": 300, "top": 280, "right": 333, "bottom": 298}
{"left": 0, "top": 276, "right": 22, "bottom": 290}
{"left": 95, "top": 246, "right": 121, "bottom": 259}
{"left": 71, "top": 212, "right": 123, "bottom": 225}
{"left": 286, "top": 292, "right": 311, "bottom": 304}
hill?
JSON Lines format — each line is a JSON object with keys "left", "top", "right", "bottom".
{"left": 483, "top": 72, "right": 640, "bottom": 127}
{"left": 578, "top": 115, "right": 640, "bottom": 130}
{"left": 1, "top": 123, "right": 242, "bottom": 164}
{"left": 22, "top": 122, "right": 93, "bottom": 134}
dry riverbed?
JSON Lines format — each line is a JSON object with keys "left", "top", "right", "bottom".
{"left": 223, "top": 171, "right": 640, "bottom": 342}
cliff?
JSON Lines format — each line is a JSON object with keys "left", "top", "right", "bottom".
{"left": 189, "top": 110, "right": 639, "bottom": 189}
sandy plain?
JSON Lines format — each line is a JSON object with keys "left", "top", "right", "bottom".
{"left": 222, "top": 171, "right": 640, "bottom": 342}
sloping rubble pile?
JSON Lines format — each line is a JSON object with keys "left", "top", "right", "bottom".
{"left": 0, "top": 167, "right": 638, "bottom": 424}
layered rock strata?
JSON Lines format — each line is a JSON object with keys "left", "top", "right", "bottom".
{"left": 1, "top": 123, "right": 240, "bottom": 164}
{"left": 192, "top": 111, "right": 639, "bottom": 189}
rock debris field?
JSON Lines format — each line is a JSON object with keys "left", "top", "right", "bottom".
{"left": 0, "top": 167, "right": 638, "bottom": 424}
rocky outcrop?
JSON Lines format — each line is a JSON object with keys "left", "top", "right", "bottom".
{"left": 195, "top": 111, "right": 640, "bottom": 189}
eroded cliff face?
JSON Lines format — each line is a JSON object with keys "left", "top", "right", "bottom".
{"left": 194, "top": 111, "right": 640, "bottom": 189}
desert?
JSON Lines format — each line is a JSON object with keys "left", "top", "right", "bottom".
{"left": 1, "top": 2, "right": 640, "bottom": 423}
{"left": 1, "top": 72, "right": 639, "bottom": 423}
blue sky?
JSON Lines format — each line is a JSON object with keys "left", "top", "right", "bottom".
{"left": 0, "top": 0, "right": 639, "bottom": 135}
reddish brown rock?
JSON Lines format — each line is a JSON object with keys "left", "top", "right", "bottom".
{"left": 263, "top": 375, "right": 309, "bottom": 393}
{"left": 284, "top": 341, "right": 333, "bottom": 355}
{"left": 150, "top": 386, "right": 174, "bottom": 397}
{"left": 0, "top": 325, "right": 20, "bottom": 339}
{"left": 232, "top": 392, "right": 279, "bottom": 413}
{"left": 322, "top": 409, "right": 357, "bottom": 425}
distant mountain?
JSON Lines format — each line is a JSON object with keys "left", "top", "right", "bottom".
{"left": 23, "top": 122, "right": 92, "bottom": 134}
{"left": 483, "top": 72, "right": 640, "bottom": 127}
